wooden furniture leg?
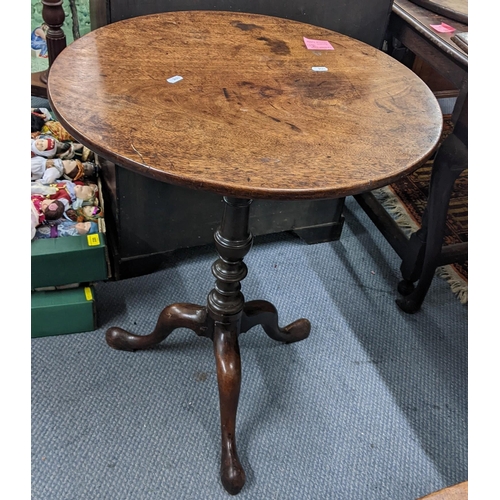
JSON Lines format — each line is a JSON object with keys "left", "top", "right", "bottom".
{"left": 396, "top": 131, "right": 467, "bottom": 313}
{"left": 213, "top": 322, "right": 245, "bottom": 494}
{"left": 106, "top": 196, "right": 310, "bottom": 495}
{"left": 32, "top": 0, "right": 67, "bottom": 97}
{"left": 355, "top": 80, "right": 468, "bottom": 313}
{"left": 396, "top": 85, "right": 468, "bottom": 313}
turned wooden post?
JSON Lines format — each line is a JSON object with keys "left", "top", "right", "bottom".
{"left": 40, "top": 0, "right": 67, "bottom": 84}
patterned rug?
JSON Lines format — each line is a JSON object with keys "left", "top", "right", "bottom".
{"left": 373, "top": 118, "right": 468, "bottom": 304}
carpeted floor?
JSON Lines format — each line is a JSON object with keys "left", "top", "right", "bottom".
{"left": 31, "top": 193, "right": 468, "bottom": 500}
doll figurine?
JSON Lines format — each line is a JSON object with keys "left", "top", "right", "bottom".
{"left": 31, "top": 108, "right": 49, "bottom": 135}
{"left": 59, "top": 220, "right": 98, "bottom": 237}
{"left": 66, "top": 203, "right": 103, "bottom": 223}
{"left": 31, "top": 201, "right": 39, "bottom": 240}
{"left": 32, "top": 157, "right": 98, "bottom": 184}
{"left": 31, "top": 197, "right": 65, "bottom": 240}
{"left": 31, "top": 135, "right": 57, "bottom": 158}
{"left": 31, "top": 108, "right": 75, "bottom": 142}
{"left": 31, "top": 195, "right": 65, "bottom": 222}
{"left": 31, "top": 179, "right": 98, "bottom": 210}
{"left": 34, "top": 220, "right": 98, "bottom": 239}
{"left": 31, "top": 134, "right": 75, "bottom": 159}
{"left": 60, "top": 159, "right": 98, "bottom": 181}
{"left": 31, "top": 108, "right": 52, "bottom": 122}
{"left": 31, "top": 195, "right": 66, "bottom": 225}
{"left": 40, "top": 119, "right": 75, "bottom": 143}
{"left": 31, "top": 133, "right": 94, "bottom": 163}
{"left": 31, "top": 156, "right": 53, "bottom": 182}
{"left": 56, "top": 141, "right": 95, "bottom": 163}
{"left": 72, "top": 182, "right": 99, "bottom": 209}
{"left": 31, "top": 23, "right": 48, "bottom": 58}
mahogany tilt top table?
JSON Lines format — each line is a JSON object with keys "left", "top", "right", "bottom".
{"left": 48, "top": 10, "right": 443, "bottom": 495}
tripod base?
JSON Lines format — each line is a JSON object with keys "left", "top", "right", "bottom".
{"left": 106, "top": 195, "right": 310, "bottom": 495}
{"left": 106, "top": 300, "right": 310, "bottom": 494}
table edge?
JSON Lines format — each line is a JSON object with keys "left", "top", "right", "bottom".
{"left": 393, "top": 0, "right": 468, "bottom": 68}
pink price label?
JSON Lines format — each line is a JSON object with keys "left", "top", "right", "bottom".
{"left": 303, "top": 37, "right": 334, "bottom": 50}
{"left": 430, "top": 23, "right": 456, "bottom": 33}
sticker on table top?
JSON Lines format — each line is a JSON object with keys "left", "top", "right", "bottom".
{"left": 87, "top": 233, "right": 101, "bottom": 246}
{"left": 312, "top": 66, "right": 328, "bottom": 72}
{"left": 430, "top": 23, "right": 456, "bottom": 33}
{"left": 167, "top": 75, "right": 183, "bottom": 83}
{"left": 303, "top": 37, "right": 334, "bottom": 50}
{"left": 84, "top": 286, "right": 93, "bottom": 301}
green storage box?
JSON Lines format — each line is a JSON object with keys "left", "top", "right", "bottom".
{"left": 31, "top": 231, "right": 109, "bottom": 289}
{"left": 31, "top": 175, "right": 111, "bottom": 289}
{"left": 31, "top": 286, "right": 97, "bottom": 338}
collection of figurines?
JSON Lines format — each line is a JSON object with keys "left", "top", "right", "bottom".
{"left": 31, "top": 107, "right": 103, "bottom": 240}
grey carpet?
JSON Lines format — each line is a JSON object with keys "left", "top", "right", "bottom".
{"left": 31, "top": 96, "right": 467, "bottom": 499}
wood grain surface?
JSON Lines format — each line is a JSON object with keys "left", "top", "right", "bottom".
{"left": 393, "top": 0, "right": 468, "bottom": 67}
{"left": 407, "top": 0, "right": 468, "bottom": 24}
{"left": 48, "top": 11, "right": 443, "bottom": 200}
{"left": 418, "top": 480, "right": 468, "bottom": 499}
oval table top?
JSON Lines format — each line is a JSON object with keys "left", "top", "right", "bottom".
{"left": 48, "top": 10, "right": 443, "bottom": 201}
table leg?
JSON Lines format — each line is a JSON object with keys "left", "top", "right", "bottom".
{"left": 105, "top": 196, "right": 310, "bottom": 495}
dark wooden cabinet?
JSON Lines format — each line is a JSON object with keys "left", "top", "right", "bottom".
{"left": 100, "top": 159, "right": 345, "bottom": 279}
{"left": 90, "top": 0, "right": 393, "bottom": 49}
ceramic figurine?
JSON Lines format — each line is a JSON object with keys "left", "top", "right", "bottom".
{"left": 31, "top": 195, "right": 66, "bottom": 239}
{"left": 31, "top": 24, "right": 48, "bottom": 58}
{"left": 40, "top": 119, "right": 75, "bottom": 143}
{"left": 31, "top": 135, "right": 57, "bottom": 158}
{"left": 34, "top": 220, "right": 99, "bottom": 239}
{"left": 31, "top": 179, "right": 99, "bottom": 211}
{"left": 32, "top": 157, "right": 98, "bottom": 184}
{"left": 31, "top": 108, "right": 50, "bottom": 135}
{"left": 66, "top": 203, "right": 103, "bottom": 223}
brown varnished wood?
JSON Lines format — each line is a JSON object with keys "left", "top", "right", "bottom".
{"left": 43, "top": 0, "right": 67, "bottom": 72}
{"left": 241, "top": 300, "right": 311, "bottom": 342}
{"left": 32, "top": 71, "right": 49, "bottom": 99}
{"left": 47, "top": 10, "right": 442, "bottom": 201}
{"left": 417, "top": 481, "right": 468, "bottom": 500}
{"left": 106, "top": 303, "right": 212, "bottom": 350}
{"left": 408, "top": 0, "right": 467, "bottom": 24}
{"left": 213, "top": 322, "right": 246, "bottom": 495}
{"left": 393, "top": 0, "right": 468, "bottom": 72}
{"left": 31, "top": 0, "right": 67, "bottom": 97}
{"left": 396, "top": 129, "right": 467, "bottom": 313}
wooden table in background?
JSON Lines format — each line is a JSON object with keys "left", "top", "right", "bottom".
{"left": 355, "top": 0, "right": 468, "bottom": 312}
{"left": 408, "top": 0, "right": 467, "bottom": 24}
{"left": 47, "top": 11, "right": 443, "bottom": 494}
{"left": 389, "top": 0, "right": 467, "bottom": 90}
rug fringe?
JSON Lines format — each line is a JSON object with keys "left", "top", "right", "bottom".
{"left": 372, "top": 187, "right": 468, "bottom": 304}
{"left": 435, "top": 266, "right": 468, "bottom": 304}
{"left": 372, "top": 186, "right": 419, "bottom": 236}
